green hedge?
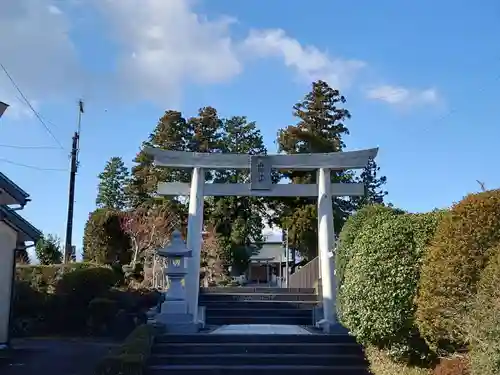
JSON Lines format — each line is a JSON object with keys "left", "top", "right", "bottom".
{"left": 336, "top": 204, "right": 404, "bottom": 295}
{"left": 468, "top": 243, "right": 500, "bottom": 375}
{"left": 12, "top": 263, "right": 160, "bottom": 337}
{"left": 16, "top": 262, "right": 97, "bottom": 292}
{"left": 340, "top": 211, "right": 444, "bottom": 362}
{"left": 95, "top": 324, "right": 160, "bottom": 375}
{"left": 416, "top": 189, "right": 500, "bottom": 352}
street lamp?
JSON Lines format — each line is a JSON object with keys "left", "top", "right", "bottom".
{"left": 0, "top": 101, "right": 9, "bottom": 118}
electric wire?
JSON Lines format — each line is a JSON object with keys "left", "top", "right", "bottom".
{"left": 0, "top": 63, "right": 67, "bottom": 151}
{"left": 0, "top": 158, "right": 68, "bottom": 172}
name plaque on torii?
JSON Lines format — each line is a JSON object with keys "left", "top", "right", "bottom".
{"left": 250, "top": 155, "right": 272, "bottom": 190}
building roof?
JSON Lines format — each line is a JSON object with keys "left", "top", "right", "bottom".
{"left": 0, "top": 172, "right": 30, "bottom": 206}
{"left": 0, "top": 205, "right": 42, "bottom": 242}
{"left": 249, "top": 242, "right": 298, "bottom": 263}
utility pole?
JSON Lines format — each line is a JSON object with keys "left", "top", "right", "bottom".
{"left": 64, "top": 100, "right": 84, "bottom": 263}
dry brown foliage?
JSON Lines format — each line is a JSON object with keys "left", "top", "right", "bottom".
{"left": 416, "top": 189, "right": 500, "bottom": 352}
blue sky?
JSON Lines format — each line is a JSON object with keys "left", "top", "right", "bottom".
{"left": 0, "top": 0, "right": 499, "bottom": 259}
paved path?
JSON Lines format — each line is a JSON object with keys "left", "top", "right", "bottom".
{"left": 0, "top": 338, "right": 118, "bottom": 375}
{"left": 211, "top": 324, "right": 312, "bottom": 334}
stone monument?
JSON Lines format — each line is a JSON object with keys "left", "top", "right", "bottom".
{"left": 152, "top": 230, "right": 199, "bottom": 333}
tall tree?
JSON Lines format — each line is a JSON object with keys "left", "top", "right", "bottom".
{"left": 126, "top": 110, "right": 191, "bottom": 208}
{"left": 127, "top": 107, "right": 223, "bottom": 210}
{"left": 353, "top": 157, "right": 388, "bottom": 207}
{"left": 273, "top": 80, "right": 355, "bottom": 259}
{"left": 96, "top": 157, "right": 130, "bottom": 210}
{"left": 207, "top": 116, "right": 268, "bottom": 274}
{"left": 35, "top": 234, "right": 63, "bottom": 265}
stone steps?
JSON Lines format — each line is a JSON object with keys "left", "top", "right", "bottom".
{"left": 146, "top": 288, "right": 370, "bottom": 374}
{"left": 148, "top": 333, "right": 370, "bottom": 375}
{"left": 199, "top": 293, "right": 318, "bottom": 302}
{"left": 205, "top": 308, "right": 312, "bottom": 317}
{"left": 200, "top": 301, "right": 318, "bottom": 309}
{"left": 199, "top": 287, "right": 317, "bottom": 295}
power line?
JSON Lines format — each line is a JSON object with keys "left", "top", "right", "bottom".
{"left": 0, "top": 144, "right": 61, "bottom": 150}
{"left": 0, "top": 158, "right": 67, "bottom": 172}
{"left": 0, "top": 63, "right": 67, "bottom": 151}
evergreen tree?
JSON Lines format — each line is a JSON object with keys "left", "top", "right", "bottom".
{"left": 273, "top": 80, "right": 355, "bottom": 259}
{"left": 127, "top": 110, "right": 191, "bottom": 208}
{"left": 354, "top": 157, "right": 388, "bottom": 207}
{"left": 35, "top": 234, "right": 63, "bottom": 265}
{"left": 207, "top": 116, "right": 268, "bottom": 273}
{"left": 82, "top": 208, "right": 131, "bottom": 265}
{"left": 96, "top": 156, "right": 129, "bottom": 210}
{"left": 127, "top": 108, "right": 223, "bottom": 209}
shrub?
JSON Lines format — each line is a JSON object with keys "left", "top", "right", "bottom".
{"left": 16, "top": 263, "right": 97, "bottom": 292}
{"left": 467, "top": 244, "right": 500, "bottom": 375}
{"left": 416, "top": 189, "right": 500, "bottom": 352}
{"left": 365, "top": 346, "right": 432, "bottom": 375}
{"left": 433, "top": 356, "right": 470, "bottom": 375}
{"left": 340, "top": 211, "right": 444, "bottom": 362}
{"left": 87, "top": 298, "right": 119, "bottom": 335}
{"left": 56, "top": 266, "right": 120, "bottom": 301}
{"left": 94, "top": 324, "right": 159, "bottom": 375}
{"left": 83, "top": 208, "right": 131, "bottom": 265}
{"left": 336, "top": 204, "right": 403, "bottom": 293}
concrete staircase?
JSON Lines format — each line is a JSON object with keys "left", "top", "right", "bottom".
{"left": 200, "top": 287, "right": 317, "bottom": 325}
{"left": 146, "top": 287, "right": 371, "bottom": 374}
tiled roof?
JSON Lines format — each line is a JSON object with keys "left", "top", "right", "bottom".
{"left": 0, "top": 172, "right": 29, "bottom": 206}
{"left": 249, "top": 242, "right": 296, "bottom": 263}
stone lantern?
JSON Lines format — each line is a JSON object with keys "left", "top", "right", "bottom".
{"left": 153, "top": 230, "right": 198, "bottom": 333}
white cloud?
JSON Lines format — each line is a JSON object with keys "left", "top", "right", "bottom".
{"left": 97, "top": 0, "right": 242, "bottom": 105}
{"left": 0, "top": 0, "right": 81, "bottom": 118}
{"left": 47, "top": 4, "right": 63, "bottom": 15}
{"left": 365, "top": 85, "right": 440, "bottom": 108}
{"left": 1, "top": 0, "right": 441, "bottom": 111}
{"left": 242, "top": 29, "right": 366, "bottom": 89}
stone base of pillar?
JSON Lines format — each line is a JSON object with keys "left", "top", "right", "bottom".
{"left": 148, "top": 299, "right": 199, "bottom": 333}
{"left": 316, "top": 318, "right": 338, "bottom": 333}
{"left": 160, "top": 300, "right": 187, "bottom": 315}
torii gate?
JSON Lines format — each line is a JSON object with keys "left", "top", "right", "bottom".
{"left": 147, "top": 147, "right": 378, "bottom": 330}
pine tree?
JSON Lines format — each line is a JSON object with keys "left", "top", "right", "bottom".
{"left": 274, "top": 80, "right": 355, "bottom": 259}
{"left": 96, "top": 156, "right": 129, "bottom": 210}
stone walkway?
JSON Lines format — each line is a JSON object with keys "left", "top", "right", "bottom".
{"left": 211, "top": 324, "right": 312, "bottom": 334}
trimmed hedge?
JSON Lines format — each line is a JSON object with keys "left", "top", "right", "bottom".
{"left": 468, "top": 243, "right": 500, "bottom": 375}
{"left": 336, "top": 204, "right": 404, "bottom": 294}
{"left": 340, "top": 211, "right": 444, "bottom": 362}
{"left": 95, "top": 324, "right": 159, "bottom": 375}
{"left": 416, "top": 189, "right": 500, "bottom": 352}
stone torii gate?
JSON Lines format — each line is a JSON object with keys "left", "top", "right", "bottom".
{"left": 147, "top": 147, "right": 378, "bottom": 330}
